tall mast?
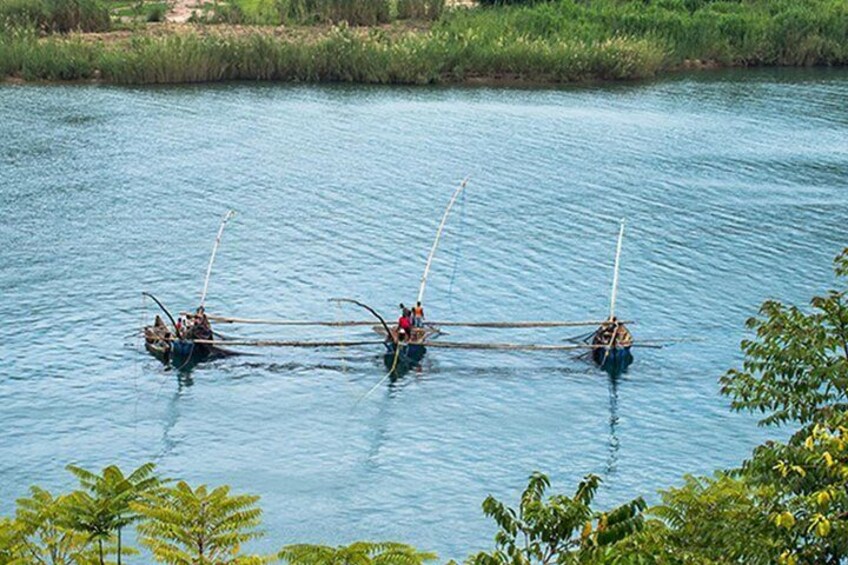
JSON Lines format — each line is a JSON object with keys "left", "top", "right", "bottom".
{"left": 199, "top": 210, "right": 236, "bottom": 309}
{"left": 609, "top": 219, "right": 625, "bottom": 319}
{"left": 416, "top": 178, "right": 469, "bottom": 306}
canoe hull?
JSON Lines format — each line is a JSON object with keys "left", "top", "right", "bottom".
{"left": 592, "top": 345, "right": 633, "bottom": 373}
{"left": 383, "top": 341, "right": 426, "bottom": 371}
{"left": 145, "top": 325, "right": 239, "bottom": 371}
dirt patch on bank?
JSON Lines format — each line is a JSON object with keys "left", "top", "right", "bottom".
{"left": 73, "top": 20, "right": 434, "bottom": 45}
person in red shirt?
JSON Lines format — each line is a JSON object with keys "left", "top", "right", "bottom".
{"left": 398, "top": 308, "right": 412, "bottom": 341}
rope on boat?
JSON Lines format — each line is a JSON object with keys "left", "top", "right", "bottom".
{"left": 358, "top": 340, "right": 401, "bottom": 404}
{"left": 447, "top": 186, "right": 467, "bottom": 313}
{"left": 418, "top": 177, "right": 469, "bottom": 306}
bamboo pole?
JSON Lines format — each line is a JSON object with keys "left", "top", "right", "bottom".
{"left": 204, "top": 315, "right": 629, "bottom": 328}
{"left": 188, "top": 339, "right": 385, "bottom": 347}
{"left": 609, "top": 219, "right": 625, "bottom": 319}
{"left": 426, "top": 341, "right": 597, "bottom": 351}
{"left": 430, "top": 320, "right": 632, "bottom": 328}
{"left": 417, "top": 177, "right": 469, "bottom": 306}
{"left": 207, "top": 317, "right": 380, "bottom": 327}
{"left": 162, "top": 338, "right": 666, "bottom": 349}
{"left": 424, "top": 341, "right": 659, "bottom": 351}
{"left": 199, "top": 210, "right": 236, "bottom": 309}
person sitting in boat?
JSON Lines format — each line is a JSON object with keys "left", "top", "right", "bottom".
{"left": 594, "top": 317, "right": 617, "bottom": 346}
{"left": 596, "top": 316, "right": 632, "bottom": 348}
{"left": 190, "top": 306, "right": 213, "bottom": 341}
{"left": 614, "top": 319, "right": 632, "bottom": 346}
{"left": 413, "top": 302, "right": 425, "bottom": 328}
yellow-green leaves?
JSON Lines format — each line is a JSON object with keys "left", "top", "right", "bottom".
{"left": 823, "top": 452, "right": 834, "bottom": 467}
{"left": 773, "top": 511, "right": 796, "bottom": 529}
{"left": 779, "top": 550, "right": 798, "bottom": 565}
{"left": 808, "top": 514, "right": 831, "bottom": 538}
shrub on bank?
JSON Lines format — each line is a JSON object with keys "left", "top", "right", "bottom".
{"left": 0, "top": 0, "right": 109, "bottom": 32}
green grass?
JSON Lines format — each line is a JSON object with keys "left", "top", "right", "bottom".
{"left": 1, "top": 0, "right": 847, "bottom": 85}
{"left": 0, "top": 25, "right": 665, "bottom": 83}
{"left": 438, "top": 0, "right": 848, "bottom": 66}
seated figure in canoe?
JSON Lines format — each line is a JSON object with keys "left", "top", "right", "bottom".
{"left": 383, "top": 304, "right": 428, "bottom": 370}
{"left": 142, "top": 300, "right": 237, "bottom": 368}
{"left": 144, "top": 314, "right": 173, "bottom": 364}
{"left": 591, "top": 316, "right": 633, "bottom": 370}
{"left": 183, "top": 306, "right": 213, "bottom": 341}
{"left": 391, "top": 303, "right": 428, "bottom": 344}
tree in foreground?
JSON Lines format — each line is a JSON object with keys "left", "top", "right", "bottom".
{"left": 719, "top": 248, "right": 848, "bottom": 429}
{"left": 5, "top": 486, "right": 102, "bottom": 564}
{"left": 615, "top": 247, "right": 848, "bottom": 565}
{"left": 279, "top": 541, "right": 437, "bottom": 564}
{"left": 64, "top": 462, "right": 161, "bottom": 565}
{"left": 134, "top": 481, "right": 267, "bottom": 565}
{"left": 464, "top": 472, "right": 646, "bottom": 564}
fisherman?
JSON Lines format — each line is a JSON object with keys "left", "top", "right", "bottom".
{"left": 413, "top": 301, "right": 425, "bottom": 328}
{"left": 398, "top": 309, "right": 412, "bottom": 342}
{"left": 193, "top": 306, "right": 213, "bottom": 341}
{"left": 196, "top": 306, "right": 209, "bottom": 328}
{"left": 594, "top": 316, "right": 617, "bottom": 346}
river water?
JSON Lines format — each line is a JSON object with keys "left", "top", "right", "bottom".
{"left": 1, "top": 69, "right": 846, "bottom": 560}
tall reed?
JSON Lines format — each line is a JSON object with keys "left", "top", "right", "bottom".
{"left": 0, "top": 25, "right": 666, "bottom": 84}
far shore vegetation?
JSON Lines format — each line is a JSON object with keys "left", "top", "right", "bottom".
{"left": 0, "top": 0, "right": 846, "bottom": 85}
{"left": 4, "top": 248, "right": 848, "bottom": 563}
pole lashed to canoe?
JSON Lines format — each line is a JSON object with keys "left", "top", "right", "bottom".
{"left": 180, "top": 338, "right": 661, "bottom": 350}
{"left": 199, "top": 210, "right": 236, "bottom": 309}
{"left": 609, "top": 219, "right": 625, "bottom": 319}
{"left": 417, "top": 177, "right": 469, "bottom": 306}
{"left": 204, "top": 315, "right": 628, "bottom": 328}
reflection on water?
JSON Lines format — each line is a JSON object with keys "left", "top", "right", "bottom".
{"left": 606, "top": 373, "right": 621, "bottom": 476}
{"left": 1, "top": 69, "right": 847, "bottom": 559}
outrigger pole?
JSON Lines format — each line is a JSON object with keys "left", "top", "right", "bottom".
{"left": 199, "top": 209, "right": 236, "bottom": 309}
{"left": 417, "top": 177, "right": 469, "bottom": 306}
{"left": 203, "top": 315, "right": 627, "bottom": 328}
{"left": 178, "top": 338, "right": 663, "bottom": 350}
{"left": 609, "top": 219, "right": 625, "bottom": 319}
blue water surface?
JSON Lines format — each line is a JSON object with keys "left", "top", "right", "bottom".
{"left": 1, "top": 69, "right": 847, "bottom": 560}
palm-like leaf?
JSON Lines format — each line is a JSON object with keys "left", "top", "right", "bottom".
{"left": 279, "top": 541, "right": 436, "bottom": 565}
{"left": 64, "top": 462, "right": 162, "bottom": 564}
{"left": 12, "top": 486, "right": 102, "bottom": 565}
{"left": 134, "top": 481, "right": 267, "bottom": 565}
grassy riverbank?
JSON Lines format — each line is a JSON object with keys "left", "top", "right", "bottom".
{"left": 1, "top": 0, "right": 847, "bottom": 85}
